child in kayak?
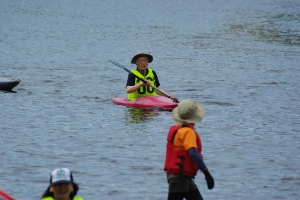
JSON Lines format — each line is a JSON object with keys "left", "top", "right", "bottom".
{"left": 126, "top": 51, "right": 177, "bottom": 101}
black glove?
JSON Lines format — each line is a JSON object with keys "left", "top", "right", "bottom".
{"left": 203, "top": 170, "right": 214, "bottom": 189}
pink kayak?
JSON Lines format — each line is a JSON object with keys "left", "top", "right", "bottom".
{"left": 112, "top": 96, "right": 178, "bottom": 110}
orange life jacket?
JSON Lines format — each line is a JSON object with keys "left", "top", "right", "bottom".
{"left": 164, "top": 125, "right": 202, "bottom": 178}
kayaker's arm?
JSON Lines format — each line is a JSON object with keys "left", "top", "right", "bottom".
{"left": 126, "top": 81, "right": 151, "bottom": 93}
{"left": 125, "top": 72, "right": 178, "bottom": 102}
{"left": 156, "top": 87, "right": 175, "bottom": 100}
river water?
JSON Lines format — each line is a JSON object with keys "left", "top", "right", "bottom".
{"left": 1, "top": 0, "right": 299, "bottom": 199}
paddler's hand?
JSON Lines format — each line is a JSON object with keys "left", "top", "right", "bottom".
{"left": 169, "top": 94, "right": 179, "bottom": 103}
{"left": 141, "top": 80, "right": 151, "bottom": 87}
{"left": 169, "top": 94, "right": 175, "bottom": 99}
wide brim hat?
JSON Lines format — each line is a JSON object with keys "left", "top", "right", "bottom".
{"left": 131, "top": 51, "right": 153, "bottom": 64}
{"left": 50, "top": 168, "right": 74, "bottom": 186}
{"left": 172, "top": 100, "right": 205, "bottom": 124}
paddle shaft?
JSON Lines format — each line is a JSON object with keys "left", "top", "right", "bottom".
{"left": 109, "top": 60, "right": 179, "bottom": 103}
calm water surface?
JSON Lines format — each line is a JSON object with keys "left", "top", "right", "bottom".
{"left": 1, "top": 0, "right": 299, "bottom": 199}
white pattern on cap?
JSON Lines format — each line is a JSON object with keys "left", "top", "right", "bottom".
{"left": 50, "top": 168, "right": 73, "bottom": 185}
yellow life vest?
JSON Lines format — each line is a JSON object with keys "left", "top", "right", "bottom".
{"left": 41, "top": 196, "right": 83, "bottom": 200}
{"left": 128, "top": 68, "right": 157, "bottom": 100}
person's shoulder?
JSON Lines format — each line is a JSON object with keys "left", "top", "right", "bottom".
{"left": 74, "top": 196, "right": 84, "bottom": 200}
{"left": 41, "top": 197, "right": 54, "bottom": 200}
{"left": 128, "top": 73, "right": 135, "bottom": 78}
{"left": 178, "top": 126, "right": 196, "bottom": 136}
{"left": 150, "top": 69, "right": 158, "bottom": 76}
{"left": 180, "top": 126, "right": 194, "bottom": 131}
{"left": 41, "top": 196, "right": 83, "bottom": 200}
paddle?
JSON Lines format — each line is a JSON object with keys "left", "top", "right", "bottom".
{"left": 0, "top": 189, "right": 15, "bottom": 200}
{"left": 109, "top": 60, "right": 179, "bottom": 103}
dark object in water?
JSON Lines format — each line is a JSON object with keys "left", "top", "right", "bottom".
{"left": 0, "top": 78, "right": 21, "bottom": 91}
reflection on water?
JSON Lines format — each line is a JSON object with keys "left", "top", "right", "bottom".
{"left": 203, "top": 100, "right": 234, "bottom": 106}
{"left": 124, "top": 107, "right": 161, "bottom": 124}
{"left": 227, "top": 12, "right": 300, "bottom": 46}
{"left": 0, "top": 90, "right": 18, "bottom": 93}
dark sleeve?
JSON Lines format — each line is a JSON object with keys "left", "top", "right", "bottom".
{"left": 126, "top": 73, "right": 135, "bottom": 87}
{"left": 188, "top": 147, "right": 207, "bottom": 171}
{"left": 153, "top": 70, "right": 160, "bottom": 87}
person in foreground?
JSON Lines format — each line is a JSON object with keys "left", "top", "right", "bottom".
{"left": 41, "top": 168, "right": 83, "bottom": 200}
{"left": 164, "top": 100, "right": 214, "bottom": 200}
{"left": 126, "top": 51, "right": 176, "bottom": 101}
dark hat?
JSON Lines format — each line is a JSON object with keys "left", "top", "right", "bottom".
{"left": 50, "top": 168, "right": 74, "bottom": 186}
{"left": 131, "top": 51, "right": 153, "bottom": 64}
